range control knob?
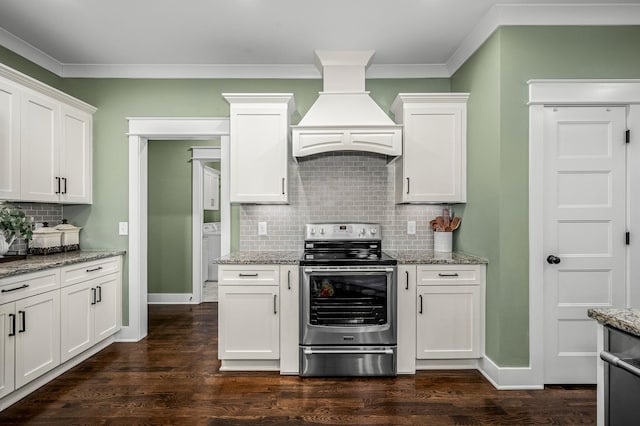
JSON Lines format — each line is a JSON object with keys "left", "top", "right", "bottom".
{"left": 320, "top": 228, "right": 325, "bottom": 235}
{"left": 370, "top": 228, "right": 377, "bottom": 235}
{"left": 360, "top": 228, "right": 366, "bottom": 235}
{"left": 310, "top": 228, "right": 316, "bottom": 235}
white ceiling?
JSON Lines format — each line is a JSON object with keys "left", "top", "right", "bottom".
{"left": 0, "top": 0, "right": 639, "bottom": 78}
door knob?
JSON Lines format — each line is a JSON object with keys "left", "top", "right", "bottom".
{"left": 546, "top": 255, "right": 561, "bottom": 264}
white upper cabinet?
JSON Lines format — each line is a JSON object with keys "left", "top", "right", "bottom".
{"left": 0, "top": 79, "right": 21, "bottom": 200}
{"left": 391, "top": 93, "right": 468, "bottom": 204}
{"left": 20, "top": 91, "right": 60, "bottom": 203}
{"left": 203, "top": 166, "right": 220, "bottom": 210}
{"left": 60, "top": 105, "right": 92, "bottom": 204}
{"left": 0, "top": 64, "right": 96, "bottom": 204}
{"left": 224, "top": 94, "right": 295, "bottom": 204}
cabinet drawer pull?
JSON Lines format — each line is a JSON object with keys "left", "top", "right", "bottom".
{"left": 282, "top": 177, "right": 285, "bottom": 195}
{"left": 86, "top": 266, "right": 103, "bottom": 273}
{"left": 55, "top": 176, "right": 61, "bottom": 194}
{"left": 97, "top": 285, "right": 102, "bottom": 303}
{"left": 405, "top": 271, "right": 409, "bottom": 290}
{"left": 8, "top": 313, "right": 16, "bottom": 337}
{"left": 419, "top": 295, "right": 423, "bottom": 314}
{"left": 273, "top": 294, "right": 278, "bottom": 314}
{"left": 91, "top": 288, "right": 97, "bottom": 305}
{"left": 1, "top": 284, "right": 30, "bottom": 293}
{"left": 287, "top": 270, "right": 291, "bottom": 290}
{"left": 18, "top": 310, "right": 26, "bottom": 333}
{"left": 238, "top": 273, "right": 259, "bottom": 277}
{"left": 62, "top": 177, "right": 67, "bottom": 194}
{"left": 438, "top": 273, "right": 459, "bottom": 277}
{"left": 406, "top": 177, "right": 410, "bottom": 194}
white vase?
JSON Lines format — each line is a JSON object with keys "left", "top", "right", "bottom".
{"left": 0, "top": 234, "right": 15, "bottom": 258}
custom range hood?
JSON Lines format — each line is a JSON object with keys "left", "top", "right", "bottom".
{"left": 292, "top": 50, "right": 402, "bottom": 157}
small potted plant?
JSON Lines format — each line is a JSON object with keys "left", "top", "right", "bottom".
{"left": 0, "top": 202, "right": 33, "bottom": 258}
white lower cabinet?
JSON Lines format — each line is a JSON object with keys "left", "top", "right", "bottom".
{"left": 415, "top": 265, "right": 484, "bottom": 360}
{"left": 397, "top": 265, "right": 417, "bottom": 374}
{"left": 0, "top": 255, "right": 122, "bottom": 406}
{"left": 14, "top": 290, "right": 61, "bottom": 389}
{"left": 218, "top": 264, "right": 299, "bottom": 374}
{"left": 218, "top": 265, "right": 280, "bottom": 362}
{"left": 60, "top": 271, "right": 121, "bottom": 363}
{"left": 0, "top": 289, "right": 61, "bottom": 399}
{"left": 279, "top": 265, "right": 299, "bottom": 375}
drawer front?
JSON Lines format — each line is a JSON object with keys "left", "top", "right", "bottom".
{"left": 61, "top": 256, "right": 121, "bottom": 288}
{"left": 0, "top": 269, "right": 60, "bottom": 304}
{"left": 219, "top": 265, "right": 279, "bottom": 285}
{"left": 417, "top": 265, "right": 482, "bottom": 285}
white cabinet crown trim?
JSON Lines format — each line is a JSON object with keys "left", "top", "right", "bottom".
{"left": 0, "top": 63, "right": 96, "bottom": 113}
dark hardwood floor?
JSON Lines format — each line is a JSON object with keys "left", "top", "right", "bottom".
{"left": 0, "top": 303, "right": 596, "bottom": 425}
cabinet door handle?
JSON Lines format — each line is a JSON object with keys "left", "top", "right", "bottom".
{"left": 8, "top": 313, "right": 16, "bottom": 337}
{"left": 55, "top": 177, "right": 61, "bottom": 194}
{"left": 287, "top": 270, "right": 291, "bottom": 290}
{"left": 87, "top": 266, "right": 103, "bottom": 273}
{"left": 1, "top": 284, "right": 30, "bottom": 293}
{"left": 97, "top": 286, "right": 102, "bottom": 303}
{"left": 273, "top": 294, "right": 278, "bottom": 314}
{"left": 281, "top": 178, "right": 285, "bottom": 195}
{"left": 91, "top": 288, "right": 97, "bottom": 305}
{"left": 438, "top": 273, "right": 459, "bottom": 277}
{"left": 18, "top": 310, "right": 26, "bottom": 333}
{"left": 405, "top": 270, "right": 409, "bottom": 290}
{"left": 62, "top": 177, "right": 67, "bottom": 194}
{"left": 419, "top": 295, "right": 423, "bottom": 314}
{"left": 238, "top": 273, "right": 258, "bottom": 277}
{"left": 406, "top": 177, "right": 410, "bottom": 194}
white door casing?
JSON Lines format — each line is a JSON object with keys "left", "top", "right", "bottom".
{"left": 527, "top": 80, "right": 640, "bottom": 393}
{"left": 542, "top": 106, "right": 627, "bottom": 384}
{"left": 123, "top": 118, "right": 230, "bottom": 342}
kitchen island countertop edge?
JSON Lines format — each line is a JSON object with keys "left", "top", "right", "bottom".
{"left": 588, "top": 308, "right": 640, "bottom": 337}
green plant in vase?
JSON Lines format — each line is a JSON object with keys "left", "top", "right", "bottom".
{"left": 0, "top": 202, "right": 33, "bottom": 257}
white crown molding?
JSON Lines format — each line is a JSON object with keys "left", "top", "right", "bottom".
{"left": 1, "top": 4, "right": 639, "bottom": 79}
{"left": 62, "top": 63, "right": 321, "bottom": 79}
{"left": 0, "top": 27, "right": 63, "bottom": 76}
{"left": 447, "top": 3, "right": 640, "bottom": 76}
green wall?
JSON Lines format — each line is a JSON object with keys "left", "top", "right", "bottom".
{"left": 452, "top": 25, "right": 640, "bottom": 366}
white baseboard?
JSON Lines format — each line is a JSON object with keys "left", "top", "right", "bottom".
{"left": 148, "top": 293, "right": 195, "bottom": 304}
{"left": 479, "top": 355, "right": 543, "bottom": 390}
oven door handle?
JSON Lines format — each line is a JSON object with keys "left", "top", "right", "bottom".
{"left": 303, "top": 348, "right": 394, "bottom": 355}
{"left": 303, "top": 267, "right": 395, "bottom": 273}
{"left": 600, "top": 351, "right": 640, "bottom": 378}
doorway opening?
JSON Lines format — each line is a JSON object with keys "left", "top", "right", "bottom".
{"left": 123, "top": 118, "right": 230, "bottom": 342}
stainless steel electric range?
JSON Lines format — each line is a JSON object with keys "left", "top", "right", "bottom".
{"left": 299, "top": 223, "right": 397, "bottom": 377}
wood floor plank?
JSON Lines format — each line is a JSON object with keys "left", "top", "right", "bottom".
{"left": 0, "top": 303, "right": 596, "bottom": 425}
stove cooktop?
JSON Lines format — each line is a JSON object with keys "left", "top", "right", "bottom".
{"left": 299, "top": 251, "right": 397, "bottom": 266}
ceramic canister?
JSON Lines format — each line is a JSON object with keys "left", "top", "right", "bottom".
{"left": 30, "top": 222, "right": 63, "bottom": 255}
{"left": 55, "top": 219, "right": 81, "bottom": 252}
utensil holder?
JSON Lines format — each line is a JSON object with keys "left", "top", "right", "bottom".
{"left": 434, "top": 231, "right": 452, "bottom": 253}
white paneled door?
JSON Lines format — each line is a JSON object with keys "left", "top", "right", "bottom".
{"left": 543, "top": 106, "right": 627, "bottom": 384}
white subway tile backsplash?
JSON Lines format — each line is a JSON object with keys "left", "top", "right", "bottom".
{"left": 240, "top": 152, "right": 445, "bottom": 252}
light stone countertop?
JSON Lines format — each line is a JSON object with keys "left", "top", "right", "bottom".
{"left": 214, "top": 251, "right": 302, "bottom": 265}
{"left": 588, "top": 308, "right": 640, "bottom": 338}
{"left": 387, "top": 250, "right": 488, "bottom": 265}
{"left": 214, "top": 250, "right": 487, "bottom": 265}
{"left": 0, "top": 250, "right": 126, "bottom": 279}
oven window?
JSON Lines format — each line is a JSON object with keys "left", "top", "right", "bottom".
{"left": 309, "top": 274, "right": 388, "bottom": 326}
